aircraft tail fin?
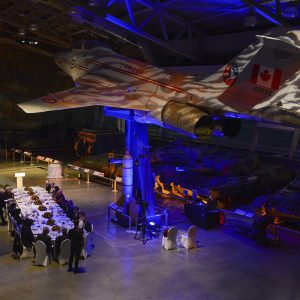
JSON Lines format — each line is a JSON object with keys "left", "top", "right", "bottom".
{"left": 213, "top": 30, "right": 300, "bottom": 113}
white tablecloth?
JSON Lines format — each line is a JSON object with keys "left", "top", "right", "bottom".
{"left": 13, "top": 187, "right": 73, "bottom": 240}
{"left": 48, "top": 163, "right": 62, "bottom": 179}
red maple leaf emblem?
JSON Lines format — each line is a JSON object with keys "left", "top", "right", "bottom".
{"left": 260, "top": 69, "right": 271, "bottom": 82}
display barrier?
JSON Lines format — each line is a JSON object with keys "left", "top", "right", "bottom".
{"left": 36, "top": 156, "right": 61, "bottom": 167}
{"left": 23, "top": 152, "right": 33, "bottom": 165}
{"left": 9, "top": 148, "right": 122, "bottom": 192}
{"left": 11, "top": 149, "right": 23, "bottom": 162}
{"left": 67, "top": 164, "right": 122, "bottom": 191}
{"left": 107, "top": 202, "right": 132, "bottom": 231}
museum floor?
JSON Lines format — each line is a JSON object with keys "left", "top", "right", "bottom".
{"left": 0, "top": 161, "right": 300, "bottom": 300}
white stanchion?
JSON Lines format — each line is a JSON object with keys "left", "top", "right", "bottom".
{"left": 15, "top": 172, "right": 25, "bottom": 188}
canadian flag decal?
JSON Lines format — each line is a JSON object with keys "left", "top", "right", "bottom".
{"left": 250, "top": 64, "right": 282, "bottom": 90}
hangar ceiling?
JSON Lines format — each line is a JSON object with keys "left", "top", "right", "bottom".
{"left": 0, "top": 0, "right": 299, "bottom": 151}
{"left": 1, "top": 0, "right": 300, "bottom": 63}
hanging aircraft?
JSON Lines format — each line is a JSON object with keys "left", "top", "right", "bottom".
{"left": 18, "top": 30, "right": 300, "bottom": 139}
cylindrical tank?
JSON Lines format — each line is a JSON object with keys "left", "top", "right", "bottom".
{"left": 122, "top": 150, "right": 133, "bottom": 198}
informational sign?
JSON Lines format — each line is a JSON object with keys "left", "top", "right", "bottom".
{"left": 115, "top": 177, "right": 122, "bottom": 183}
{"left": 15, "top": 172, "right": 25, "bottom": 177}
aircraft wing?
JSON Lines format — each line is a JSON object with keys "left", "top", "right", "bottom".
{"left": 18, "top": 82, "right": 151, "bottom": 113}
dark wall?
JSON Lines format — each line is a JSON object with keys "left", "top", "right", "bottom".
{"left": 0, "top": 42, "right": 119, "bottom": 151}
{"left": 0, "top": 41, "right": 73, "bottom": 98}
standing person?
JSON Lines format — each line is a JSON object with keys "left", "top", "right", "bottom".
{"left": 68, "top": 219, "right": 84, "bottom": 273}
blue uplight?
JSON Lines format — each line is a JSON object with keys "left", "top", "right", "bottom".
{"left": 176, "top": 166, "right": 186, "bottom": 172}
{"left": 224, "top": 112, "right": 261, "bottom": 121}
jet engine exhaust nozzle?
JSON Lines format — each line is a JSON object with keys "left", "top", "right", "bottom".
{"left": 162, "top": 101, "right": 213, "bottom": 138}
{"left": 221, "top": 118, "right": 242, "bottom": 138}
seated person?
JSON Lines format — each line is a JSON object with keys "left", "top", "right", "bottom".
{"left": 8, "top": 202, "right": 17, "bottom": 215}
{"left": 36, "top": 227, "right": 52, "bottom": 255}
{"left": 73, "top": 206, "right": 80, "bottom": 221}
{"left": 65, "top": 200, "right": 74, "bottom": 219}
{"left": 21, "top": 218, "right": 35, "bottom": 249}
{"left": 12, "top": 208, "right": 23, "bottom": 225}
{"left": 0, "top": 195, "right": 7, "bottom": 225}
{"left": 0, "top": 184, "right": 12, "bottom": 225}
{"left": 45, "top": 182, "right": 52, "bottom": 193}
{"left": 55, "top": 227, "right": 68, "bottom": 255}
{"left": 56, "top": 191, "right": 67, "bottom": 210}
{"left": 4, "top": 185, "right": 13, "bottom": 198}
{"left": 79, "top": 212, "right": 92, "bottom": 233}
{"left": 52, "top": 186, "right": 60, "bottom": 198}
{"left": 7, "top": 202, "right": 17, "bottom": 234}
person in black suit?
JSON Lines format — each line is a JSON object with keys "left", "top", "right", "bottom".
{"left": 45, "top": 182, "right": 52, "bottom": 193}
{"left": 36, "top": 227, "right": 53, "bottom": 255}
{"left": 0, "top": 185, "right": 11, "bottom": 225}
{"left": 73, "top": 206, "right": 80, "bottom": 221}
{"left": 0, "top": 194, "right": 7, "bottom": 225}
{"left": 55, "top": 227, "right": 68, "bottom": 255}
{"left": 68, "top": 219, "right": 84, "bottom": 273}
{"left": 8, "top": 202, "right": 17, "bottom": 215}
{"left": 52, "top": 185, "right": 60, "bottom": 198}
{"left": 12, "top": 208, "right": 23, "bottom": 225}
{"left": 21, "top": 218, "right": 35, "bottom": 249}
{"left": 65, "top": 201, "right": 75, "bottom": 219}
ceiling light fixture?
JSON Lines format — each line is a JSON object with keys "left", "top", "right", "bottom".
{"left": 18, "top": 28, "right": 26, "bottom": 35}
{"left": 88, "top": 0, "right": 99, "bottom": 7}
{"left": 29, "top": 23, "right": 39, "bottom": 31}
{"left": 18, "top": 10, "right": 26, "bottom": 17}
{"left": 69, "top": 6, "right": 80, "bottom": 14}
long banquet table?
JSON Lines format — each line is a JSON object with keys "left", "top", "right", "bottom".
{"left": 12, "top": 187, "right": 74, "bottom": 240}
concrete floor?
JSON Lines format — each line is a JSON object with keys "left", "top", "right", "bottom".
{"left": 0, "top": 161, "right": 300, "bottom": 300}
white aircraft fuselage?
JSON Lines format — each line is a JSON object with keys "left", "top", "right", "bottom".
{"left": 19, "top": 30, "right": 300, "bottom": 139}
